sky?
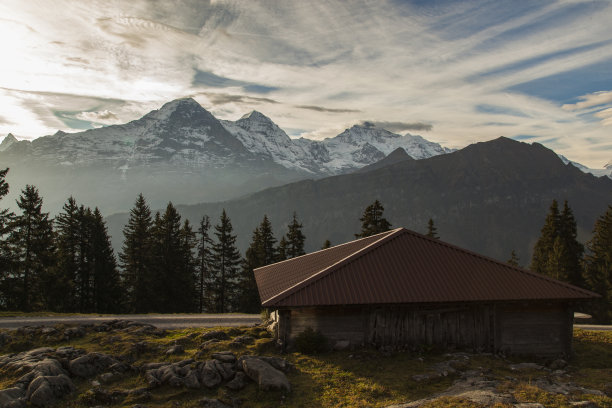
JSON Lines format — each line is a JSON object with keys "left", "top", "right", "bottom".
{"left": 1, "top": 0, "right": 611, "bottom": 168}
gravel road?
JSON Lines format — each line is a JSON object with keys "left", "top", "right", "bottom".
{"left": 0, "top": 314, "right": 261, "bottom": 330}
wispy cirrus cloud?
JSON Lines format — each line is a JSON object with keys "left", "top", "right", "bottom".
{"left": 1, "top": 0, "right": 612, "bottom": 166}
{"left": 359, "top": 120, "right": 432, "bottom": 133}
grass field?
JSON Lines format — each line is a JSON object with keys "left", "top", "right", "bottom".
{"left": 0, "top": 325, "right": 610, "bottom": 407}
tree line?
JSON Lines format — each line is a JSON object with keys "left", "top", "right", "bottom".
{"left": 529, "top": 199, "right": 612, "bottom": 323}
{"left": 0, "top": 168, "right": 306, "bottom": 314}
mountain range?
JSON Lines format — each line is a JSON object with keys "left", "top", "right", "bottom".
{"left": 0, "top": 98, "right": 451, "bottom": 214}
{"left": 105, "top": 136, "right": 612, "bottom": 264}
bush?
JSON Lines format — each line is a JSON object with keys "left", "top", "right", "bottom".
{"left": 294, "top": 327, "right": 328, "bottom": 354}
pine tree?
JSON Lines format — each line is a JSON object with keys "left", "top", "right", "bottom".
{"left": 196, "top": 215, "right": 213, "bottom": 313}
{"left": 0, "top": 168, "right": 14, "bottom": 308}
{"left": 277, "top": 236, "right": 288, "bottom": 261}
{"left": 583, "top": 205, "right": 612, "bottom": 323}
{"left": 89, "top": 208, "right": 123, "bottom": 313}
{"left": 239, "top": 215, "right": 277, "bottom": 312}
{"left": 322, "top": 240, "right": 331, "bottom": 249}
{"left": 559, "top": 201, "right": 584, "bottom": 286}
{"left": 286, "top": 212, "right": 305, "bottom": 258}
{"left": 207, "top": 210, "right": 241, "bottom": 313}
{"left": 355, "top": 200, "right": 392, "bottom": 238}
{"left": 507, "top": 250, "right": 520, "bottom": 267}
{"left": 149, "top": 203, "right": 196, "bottom": 312}
{"left": 531, "top": 200, "right": 560, "bottom": 276}
{"left": 426, "top": 218, "right": 439, "bottom": 239}
{"left": 7, "top": 185, "right": 54, "bottom": 311}
{"left": 119, "top": 194, "right": 153, "bottom": 313}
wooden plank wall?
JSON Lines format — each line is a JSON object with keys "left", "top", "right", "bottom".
{"left": 496, "top": 303, "right": 571, "bottom": 355}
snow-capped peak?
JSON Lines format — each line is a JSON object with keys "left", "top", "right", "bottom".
{"left": 143, "top": 97, "right": 206, "bottom": 122}
{"left": 605, "top": 160, "right": 612, "bottom": 169}
{"left": 0, "top": 133, "right": 17, "bottom": 152}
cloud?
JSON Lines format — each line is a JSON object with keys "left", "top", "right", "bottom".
{"left": 76, "top": 110, "right": 120, "bottom": 125}
{"left": 359, "top": 120, "right": 432, "bottom": 132}
{"left": 562, "top": 90, "right": 612, "bottom": 111}
{"left": 595, "top": 107, "right": 612, "bottom": 126}
{"left": 295, "top": 105, "right": 361, "bottom": 114}
{"left": 198, "top": 92, "right": 279, "bottom": 105}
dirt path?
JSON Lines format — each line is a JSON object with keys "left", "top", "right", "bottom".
{"left": 0, "top": 314, "right": 261, "bottom": 329}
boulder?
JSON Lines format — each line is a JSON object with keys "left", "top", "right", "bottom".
{"left": 211, "top": 352, "right": 236, "bottom": 364}
{"left": 165, "top": 345, "right": 184, "bottom": 355}
{"left": 145, "top": 361, "right": 200, "bottom": 389}
{"left": 241, "top": 357, "right": 290, "bottom": 392}
{"left": 225, "top": 372, "right": 247, "bottom": 391}
{"left": 198, "top": 398, "right": 231, "bottom": 408}
{"left": 238, "top": 355, "right": 292, "bottom": 373}
{"left": 509, "top": 363, "right": 544, "bottom": 371}
{"left": 333, "top": 340, "right": 350, "bottom": 351}
{"left": 198, "top": 360, "right": 222, "bottom": 389}
{"left": 213, "top": 360, "right": 235, "bottom": 381}
{"left": 233, "top": 335, "right": 255, "bottom": 345}
{"left": 25, "top": 374, "right": 75, "bottom": 407}
{"left": 201, "top": 331, "right": 229, "bottom": 341}
{"left": 0, "top": 387, "right": 26, "bottom": 408}
{"left": 69, "top": 353, "right": 116, "bottom": 378}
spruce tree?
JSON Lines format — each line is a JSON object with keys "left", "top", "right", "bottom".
{"left": 277, "top": 236, "right": 288, "bottom": 261}
{"left": 531, "top": 200, "right": 560, "bottom": 276}
{"left": 507, "top": 250, "right": 520, "bottom": 267}
{"left": 196, "top": 215, "right": 213, "bottom": 313}
{"left": 0, "top": 168, "right": 14, "bottom": 307}
{"left": 207, "top": 210, "right": 241, "bottom": 313}
{"left": 149, "top": 203, "right": 196, "bottom": 312}
{"left": 583, "top": 206, "right": 612, "bottom": 323}
{"left": 559, "top": 201, "right": 584, "bottom": 286}
{"left": 89, "top": 208, "right": 123, "bottom": 313}
{"left": 119, "top": 194, "right": 153, "bottom": 313}
{"left": 7, "top": 185, "right": 54, "bottom": 311}
{"left": 286, "top": 212, "right": 305, "bottom": 258}
{"left": 426, "top": 218, "right": 439, "bottom": 239}
{"left": 239, "top": 215, "right": 277, "bottom": 312}
{"left": 355, "top": 200, "right": 392, "bottom": 238}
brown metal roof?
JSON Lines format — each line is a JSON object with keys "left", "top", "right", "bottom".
{"left": 254, "top": 228, "right": 598, "bottom": 307}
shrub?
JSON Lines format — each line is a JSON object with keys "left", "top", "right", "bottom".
{"left": 294, "top": 327, "right": 329, "bottom": 354}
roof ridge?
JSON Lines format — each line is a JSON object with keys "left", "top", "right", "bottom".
{"left": 254, "top": 228, "right": 399, "bottom": 270}
{"left": 400, "top": 229, "right": 598, "bottom": 298}
{"left": 261, "top": 228, "right": 402, "bottom": 306}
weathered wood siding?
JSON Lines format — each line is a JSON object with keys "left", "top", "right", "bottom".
{"left": 495, "top": 304, "right": 572, "bottom": 355}
{"left": 279, "top": 302, "right": 572, "bottom": 355}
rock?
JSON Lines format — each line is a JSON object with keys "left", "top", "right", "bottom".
{"left": 198, "top": 360, "right": 222, "bottom": 389}
{"left": 333, "top": 340, "right": 350, "bottom": 351}
{"left": 145, "top": 361, "right": 200, "bottom": 389}
{"left": 109, "top": 362, "right": 132, "bottom": 373}
{"left": 241, "top": 357, "right": 290, "bottom": 392}
{"left": 549, "top": 359, "right": 567, "bottom": 370}
{"left": 165, "top": 345, "right": 185, "bottom": 355}
{"left": 130, "top": 341, "right": 149, "bottom": 356}
{"left": 233, "top": 335, "right": 255, "bottom": 345}
{"left": 198, "top": 398, "right": 231, "bottom": 408}
{"left": 25, "top": 374, "right": 75, "bottom": 407}
{"left": 0, "top": 387, "right": 26, "bottom": 408}
{"left": 69, "top": 352, "right": 116, "bottom": 378}
{"left": 225, "top": 372, "right": 247, "bottom": 391}
{"left": 126, "top": 387, "right": 151, "bottom": 403}
{"left": 513, "top": 404, "right": 544, "bottom": 408}
{"left": 211, "top": 352, "right": 236, "bottom": 364}
{"left": 63, "top": 326, "right": 85, "bottom": 339}
{"left": 201, "top": 331, "right": 229, "bottom": 341}
{"left": 238, "top": 355, "right": 292, "bottom": 373}
{"left": 85, "top": 388, "right": 127, "bottom": 404}
{"left": 213, "top": 360, "right": 235, "bottom": 381}
{"left": 54, "top": 347, "right": 85, "bottom": 360}
{"left": 99, "top": 372, "right": 117, "bottom": 383}
{"left": 32, "top": 359, "right": 66, "bottom": 377}
{"left": 570, "top": 402, "right": 598, "bottom": 408}
{"left": 509, "top": 363, "right": 544, "bottom": 371}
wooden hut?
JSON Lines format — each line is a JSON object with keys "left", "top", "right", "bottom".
{"left": 254, "top": 228, "right": 598, "bottom": 355}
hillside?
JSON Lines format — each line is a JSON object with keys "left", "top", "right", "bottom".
{"left": 107, "top": 137, "right": 612, "bottom": 263}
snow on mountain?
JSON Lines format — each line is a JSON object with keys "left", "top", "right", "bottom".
{"left": 558, "top": 154, "right": 612, "bottom": 179}
{"left": 2, "top": 98, "right": 453, "bottom": 176}
{"left": 0, "top": 133, "right": 17, "bottom": 152}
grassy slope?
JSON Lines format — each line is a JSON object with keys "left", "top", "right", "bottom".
{"left": 0, "top": 326, "right": 610, "bottom": 408}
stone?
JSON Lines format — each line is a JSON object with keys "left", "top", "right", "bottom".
{"left": 69, "top": 352, "right": 116, "bottom": 378}
{"left": 63, "top": 326, "right": 85, "bottom": 339}
{"left": 233, "top": 335, "right": 255, "bottom": 345}
{"left": 198, "top": 360, "right": 222, "bottom": 389}
{"left": 513, "top": 404, "right": 544, "bottom": 408}
{"left": 0, "top": 387, "right": 26, "bottom": 408}
{"left": 225, "top": 372, "right": 247, "bottom": 391}
{"left": 213, "top": 360, "right": 235, "bottom": 381}
{"left": 333, "top": 340, "right": 351, "bottom": 351}
{"left": 549, "top": 359, "right": 567, "bottom": 370}
{"left": 145, "top": 361, "right": 200, "bottom": 389}
{"left": 211, "top": 352, "right": 236, "bottom": 364}
{"left": 201, "top": 330, "right": 229, "bottom": 341}
{"left": 198, "top": 398, "right": 231, "bottom": 408}
{"left": 241, "top": 357, "right": 290, "bottom": 392}
{"left": 32, "top": 359, "right": 66, "bottom": 377}
{"left": 509, "top": 363, "right": 544, "bottom": 371}
{"left": 570, "top": 402, "right": 598, "bottom": 408}
{"left": 238, "top": 355, "right": 292, "bottom": 373}
{"left": 99, "top": 372, "right": 116, "bottom": 383}
{"left": 85, "top": 388, "right": 127, "bottom": 405}
{"left": 54, "top": 347, "right": 85, "bottom": 360}
{"left": 165, "top": 345, "right": 185, "bottom": 355}
{"left": 25, "top": 374, "right": 75, "bottom": 407}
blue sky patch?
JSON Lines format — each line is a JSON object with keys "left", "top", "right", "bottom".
{"left": 53, "top": 111, "right": 96, "bottom": 130}
{"left": 476, "top": 104, "right": 529, "bottom": 118}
